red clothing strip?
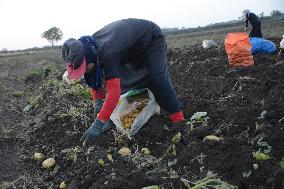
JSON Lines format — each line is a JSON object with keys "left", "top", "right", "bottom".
{"left": 97, "top": 78, "right": 121, "bottom": 122}
{"left": 170, "top": 111, "right": 185, "bottom": 123}
{"left": 91, "top": 87, "right": 105, "bottom": 100}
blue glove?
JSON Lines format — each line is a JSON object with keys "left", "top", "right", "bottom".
{"left": 93, "top": 99, "right": 104, "bottom": 119}
{"left": 102, "top": 120, "right": 114, "bottom": 133}
{"left": 80, "top": 118, "right": 105, "bottom": 146}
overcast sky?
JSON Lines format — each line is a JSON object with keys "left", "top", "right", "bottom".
{"left": 0, "top": 0, "right": 283, "bottom": 50}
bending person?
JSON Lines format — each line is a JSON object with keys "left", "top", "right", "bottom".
{"left": 243, "top": 9, "right": 263, "bottom": 38}
{"left": 61, "top": 18, "right": 185, "bottom": 145}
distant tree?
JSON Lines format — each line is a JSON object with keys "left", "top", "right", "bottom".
{"left": 41, "top": 27, "right": 63, "bottom": 46}
{"left": 270, "top": 10, "right": 282, "bottom": 17}
{"left": 1, "top": 48, "right": 8, "bottom": 52}
{"left": 259, "top": 12, "right": 264, "bottom": 18}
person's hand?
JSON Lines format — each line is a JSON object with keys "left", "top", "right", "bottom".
{"left": 102, "top": 120, "right": 114, "bottom": 133}
{"left": 93, "top": 99, "right": 104, "bottom": 119}
{"left": 80, "top": 118, "right": 105, "bottom": 146}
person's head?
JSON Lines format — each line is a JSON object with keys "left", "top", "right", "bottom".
{"left": 242, "top": 9, "right": 250, "bottom": 17}
{"left": 62, "top": 38, "right": 86, "bottom": 80}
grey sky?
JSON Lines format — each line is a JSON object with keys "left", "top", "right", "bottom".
{"left": 0, "top": 0, "right": 283, "bottom": 50}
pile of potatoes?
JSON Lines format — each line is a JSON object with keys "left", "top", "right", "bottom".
{"left": 120, "top": 90, "right": 150, "bottom": 130}
{"left": 120, "top": 104, "right": 145, "bottom": 129}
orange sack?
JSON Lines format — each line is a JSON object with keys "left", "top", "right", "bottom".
{"left": 225, "top": 32, "right": 254, "bottom": 67}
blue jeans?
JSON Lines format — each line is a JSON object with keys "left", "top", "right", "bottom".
{"left": 145, "top": 36, "right": 181, "bottom": 114}
{"left": 119, "top": 36, "right": 181, "bottom": 114}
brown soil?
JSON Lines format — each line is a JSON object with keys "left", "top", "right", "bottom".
{"left": 1, "top": 40, "right": 283, "bottom": 189}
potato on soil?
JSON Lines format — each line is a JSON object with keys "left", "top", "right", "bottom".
{"left": 253, "top": 163, "right": 259, "bottom": 170}
{"left": 141, "top": 148, "right": 151, "bottom": 155}
{"left": 107, "top": 154, "right": 113, "bottom": 162}
{"left": 42, "top": 158, "right": 56, "bottom": 169}
{"left": 118, "top": 147, "right": 131, "bottom": 156}
{"left": 203, "top": 135, "right": 220, "bottom": 142}
{"left": 33, "top": 152, "right": 43, "bottom": 161}
{"left": 59, "top": 181, "right": 67, "bottom": 189}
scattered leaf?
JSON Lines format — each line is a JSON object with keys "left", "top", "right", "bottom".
{"left": 190, "top": 112, "right": 207, "bottom": 121}
{"left": 171, "top": 144, "right": 177, "bottom": 156}
{"left": 254, "top": 151, "right": 270, "bottom": 161}
{"left": 279, "top": 159, "right": 284, "bottom": 169}
{"left": 258, "top": 110, "right": 267, "bottom": 119}
{"left": 168, "top": 159, "right": 177, "bottom": 167}
{"left": 142, "top": 185, "right": 159, "bottom": 189}
{"left": 23, "top": 104, "right": 33, "bottom": 112}
{"left": 242, "top": 170, "right": 252, "bottom": 178}
{"left": 98, "top": 159, "right": 105, "bottom": 167}
{"left": 172, "top": 132, "right": 181, "bottom": 144}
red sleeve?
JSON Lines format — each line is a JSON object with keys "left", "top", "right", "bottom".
{"left": 91, "top": 87, "right": 105, "bottom": 100}
{"left": 97, "top": 78, "right": 121, "bottom": 122}
{"left": 170, "top": 111, "right": 185, "bottom": 123}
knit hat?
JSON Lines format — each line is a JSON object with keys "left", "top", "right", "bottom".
{"left": 62, "top": 38, "right": 86, "bottom": 80}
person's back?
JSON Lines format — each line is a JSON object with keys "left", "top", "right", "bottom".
{"left": 246, "top": 12, "right": 260, "bottom": 26}
{"left": 93, "top": 18, "right": 163, "bottom": 66}
{"left": 243, "top": 10, "right": 262, "bottom": 38}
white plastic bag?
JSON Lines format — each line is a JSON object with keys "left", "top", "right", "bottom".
{"left": 110, "top": 88, "right": 160, "bottom": 139}
{"left": 202, "top": 39, "right": 219, "bottom": 49}
{"left": 280, "top": 35, "right": 284, "bottom": 49}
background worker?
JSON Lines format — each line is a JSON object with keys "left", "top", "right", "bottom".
{"left": 62, "top": 18, "right": 185, "bottom": 145}
{"left": 243, "top": 9, "right": 263, "bottom": 38}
